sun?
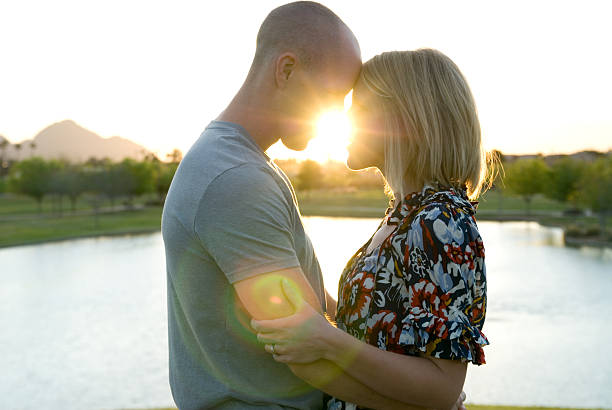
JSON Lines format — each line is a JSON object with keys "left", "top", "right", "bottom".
{"left": 266, "top": 93, "right": 353, "bottom": 163}
{"left": 307, "top": 110, "right": 352, "bottom": 162}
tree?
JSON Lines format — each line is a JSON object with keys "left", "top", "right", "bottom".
{"left": 155, "top": 162, "right": 178, "bottom": 204}
{"left": 7, "top": 158, "right": 52, "bottom": 211}
{"left": 119, "top": 159, "right": 155, "bottom": 204}
{"left": 544, "top": 157, "right": 584, "bottom": 206}
{"left": 0, "top": 137, "right": 8, "bottom": 161}
{"left": 166, "top": 148, "right": 183, "bottom": 163}
{"left": 0, "top": 138, "right": 8, "bottom": 177}
{"left": 13, "top": 143, "right": 22, "bottom": 161}
{"left": 503, "top": 158, "right": 549, "bottom": 215}
{"left": 82, "top": 166, "right": 108, "bottom": 227}
{"left": 296, "top": 160, "right": 324, "bottom": 191}
{"left": 578, "top": 156, "right": 612, "bottom": 233}
{"left": 49, "top": 162, "right": 87, "bottom": 213}
{"left": 104, "top": 162, "right": 130, "bottom": 207}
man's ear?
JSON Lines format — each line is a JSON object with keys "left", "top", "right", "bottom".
{"left": 275, "top": 52, "right": 297, "bottom": 89}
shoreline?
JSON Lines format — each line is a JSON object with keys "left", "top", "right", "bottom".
{"left": 0, "top": 227, "right": 160, "bottom": 249}
{"left": 1, "top": 207, "right": 610, "bottom": 250}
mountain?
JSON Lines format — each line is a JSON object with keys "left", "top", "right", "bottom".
{"left": 1, "top": 120, "right": 150, "bottom": 162}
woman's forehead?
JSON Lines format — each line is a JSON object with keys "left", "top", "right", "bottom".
{"left": 351, "top": 79, "right": 376, "bottom": 103}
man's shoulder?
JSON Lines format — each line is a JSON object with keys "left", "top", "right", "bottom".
{"left": 186, "top": 121, "right": 267, "bottom": 167}
{"left": 203, "top": 163, "right": 288, "bottom": 207}
{"left": 173, "top": 126, "right": 276, "bottom": 193}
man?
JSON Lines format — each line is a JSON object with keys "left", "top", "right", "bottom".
{"left": 162, "top": 2, "right": 465, "bottom": 409}
{"left": 162, "top": 3, "right": 361, "bottom": 408}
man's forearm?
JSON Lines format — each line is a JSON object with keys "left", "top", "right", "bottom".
{"left": 289, "top": 359, "right": 432, "bottom": 410}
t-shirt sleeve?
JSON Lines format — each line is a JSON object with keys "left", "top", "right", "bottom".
{"left": 194, "top": 164, "right": 301, "bottom": 284}
{"left": 395, "top": 203, "right": 489, "bottom": 365}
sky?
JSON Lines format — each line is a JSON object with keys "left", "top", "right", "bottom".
{"left": 1, "top": 0, "right": 611, "bottom": 162}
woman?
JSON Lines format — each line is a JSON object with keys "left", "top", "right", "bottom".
{"left": 252, "top": 48, "right": 491, "bottom": 410}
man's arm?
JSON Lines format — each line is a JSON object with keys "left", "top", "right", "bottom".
{"left": 233, "top": 267, "right": 324, "bottom": 320}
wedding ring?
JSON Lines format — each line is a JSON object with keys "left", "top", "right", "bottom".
{"left": 270, "top": 344, "right": 275, "bottom": 354}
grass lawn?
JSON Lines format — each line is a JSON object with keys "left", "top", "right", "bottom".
{"left": 1, "top": 189, "right": 610, "bottom": 248}
{"left": 297, "top": 188, "right": 589, "bottom": 218}
{"left": 0, "top": 203, "right": 163, "bottom": 248}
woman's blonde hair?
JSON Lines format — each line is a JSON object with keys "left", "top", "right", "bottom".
{"left": 361, "top": 48, "right": 494, "bottom": 200}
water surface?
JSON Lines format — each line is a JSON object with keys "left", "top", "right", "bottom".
{"left": 1, "top": 219, "right": 611, "bottom": 409}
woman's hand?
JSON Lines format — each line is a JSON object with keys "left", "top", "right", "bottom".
{"left": 451, "top": 391, "right": 467, "bottom": 410}
{"left": 251, "top": 278, "right": 339, "bottom": 364}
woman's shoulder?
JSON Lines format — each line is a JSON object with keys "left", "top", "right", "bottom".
{"left": 388, "top": 187, "right": 489, "bottom": 365}
{"left": 397, "top": 187, "right": 481, "bottom": 248}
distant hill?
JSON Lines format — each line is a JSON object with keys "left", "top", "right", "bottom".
{"left": 0, "top": 120, "right": 150, "bottom": 162}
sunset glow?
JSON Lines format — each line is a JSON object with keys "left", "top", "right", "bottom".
{"left": 1, "top": 1, "right": 611, "bottom": 161}
{"left": 266, "top": 92, "right": 354, "bottom": 163}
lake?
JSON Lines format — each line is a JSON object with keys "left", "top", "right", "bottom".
{"left": 1, "top": 218, "right": 611, "bottom": 410}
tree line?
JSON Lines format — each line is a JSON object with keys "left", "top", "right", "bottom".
{"left": 499, "top": 153, "right": 612, "bottom": 227}
{"left": 0, "top": 153, "right": 180, "bottom": 214}
{"left": 1, "top": 149, "right": 610, "bottom": 226}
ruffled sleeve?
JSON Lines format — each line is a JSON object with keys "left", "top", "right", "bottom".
{"left": 394, "top": 201, "right": 489, "bottom": 365}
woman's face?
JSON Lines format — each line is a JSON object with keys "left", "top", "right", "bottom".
{"left": 346, "top": 79, "right": 386, "bottom": 171}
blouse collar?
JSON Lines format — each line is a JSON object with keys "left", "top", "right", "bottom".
{"left": 385, "top": 182, "right": 478, "bottom": 226}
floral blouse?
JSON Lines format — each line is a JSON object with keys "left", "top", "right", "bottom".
{"left": 326, "top": 184, "right": 489, "bottom": 410}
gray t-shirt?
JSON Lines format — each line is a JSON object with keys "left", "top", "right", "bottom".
{"left": 162, "top": 121, "right": 326, "bottom": 410}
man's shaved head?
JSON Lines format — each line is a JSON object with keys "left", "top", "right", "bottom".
{"left": 251, "top": 1, "right": 357, "bottom": 71}
{"left": 223, "top": 2, "right": 361, "bottom": 151}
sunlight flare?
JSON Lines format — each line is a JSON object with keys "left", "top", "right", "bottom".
{"left": 267, "top": 92, "right": 354, "bottom": 163}
{"left": 308, "top": 110, "right": 352, "bottom": 162}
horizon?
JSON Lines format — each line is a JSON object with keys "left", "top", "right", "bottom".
{"left": 1, "top": 0, "right": 611, "bottom": 161}
{"left": 1, "top": 117, "right": 610, "bottom": 163}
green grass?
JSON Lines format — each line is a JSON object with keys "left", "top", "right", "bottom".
{"left": 476, "top": 190, "right": 567, "bottom": 213}
{"left": 297, "top": 189, "right": 389, "bottom": 218}
{"left": 0, "top": 203, "right": 162, "bottom": 248}
{"left": 297, "top": 188, "right": 577, "bottom": 217}
{"left": 0, "top": 192, "right": 154, "bottom": 216}
{"left": 1, "top": 189, "right": 610, "bottom": 248}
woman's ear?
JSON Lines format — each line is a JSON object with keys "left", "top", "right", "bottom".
{"left": 275, "top": 53, "right": 297, "bottom": 89}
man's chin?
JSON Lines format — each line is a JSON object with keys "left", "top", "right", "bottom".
{"left": 346, "top": 154, "right": 372, "bottom": 171}
{"left": 281, "top": 137, "right": 310, "bottom": 152}
{"left": 345, "top": 157, "right": 361, "bottom": 171}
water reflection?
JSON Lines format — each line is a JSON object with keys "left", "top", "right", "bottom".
{"left": 1, "top": 220, "right": 610, "bottom": 410}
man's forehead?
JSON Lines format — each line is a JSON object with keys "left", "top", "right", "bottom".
{"left": 316, "top": 55, "right": 362, "bottom": 92}
{"left": 315, "top": 27, "right": 362, "bottom": 89}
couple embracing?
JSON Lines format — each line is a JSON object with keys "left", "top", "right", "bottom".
{"left": 162, "top": 2, "right": 489, "bottom": 409}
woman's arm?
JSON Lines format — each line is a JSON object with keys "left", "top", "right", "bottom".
{"left": 325, "top": 289, "right": 337, "bottom": 322}
{"left": 253, "top": 280, "right": 466, "bottom": 410}
{"left": 288, "top": 359, "right": 436, "bottom": 410}
{"left": 315, "top": 326, "right": 466, "bottom": 409}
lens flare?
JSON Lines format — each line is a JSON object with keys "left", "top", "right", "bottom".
{"left": 305, "top": 110, "right": 352, "bottom": 163}
{"left": 266, "top": 91, "right": 354, "bottom": 162}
